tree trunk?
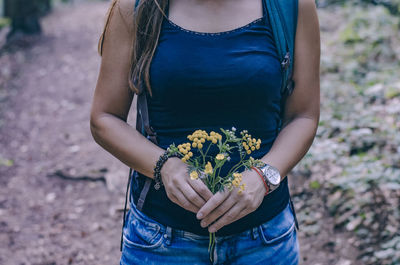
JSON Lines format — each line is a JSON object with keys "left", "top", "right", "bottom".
{"left": 3, "top": 0, "right": 10, "bottom": 17}
{"left": 6, "top": 0, "right": 44, "bottom": 37}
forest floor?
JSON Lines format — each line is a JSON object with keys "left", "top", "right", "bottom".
{"left": 0, "top": 1, "right": 372, "bottom": 264}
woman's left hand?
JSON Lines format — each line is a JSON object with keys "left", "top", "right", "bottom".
{"left": 196, "top": 168, "right": 267, "bottom": 233}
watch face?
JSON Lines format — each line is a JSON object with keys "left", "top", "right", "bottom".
{"left": 261, "top": 165, "right": 281, "bottom": 186}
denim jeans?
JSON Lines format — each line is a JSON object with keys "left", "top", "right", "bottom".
{"left": 120, "top": 201, "right": 299, "bottom": 265}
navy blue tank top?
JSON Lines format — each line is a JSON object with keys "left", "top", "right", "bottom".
{"left": 131, "top": 0, "right": 290, "bottom": 236}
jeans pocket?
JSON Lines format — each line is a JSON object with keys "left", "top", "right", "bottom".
{"left": 122, "top": 203, "right": 165, "bottom": 249}
{"left": 259, "top": 203, "right": 296, "bottom": 245}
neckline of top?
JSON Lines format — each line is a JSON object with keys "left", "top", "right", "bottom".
{"left": 163, "top": 0, "right": 267, "bottom": 36}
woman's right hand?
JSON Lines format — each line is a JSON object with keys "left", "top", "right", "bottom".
{"left": 160, "top": 157, "right": 213, "bottom": 213}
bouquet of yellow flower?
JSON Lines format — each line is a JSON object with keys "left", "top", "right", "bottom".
{"left": 166, "top": 127, "right": 264, "bottom": 261}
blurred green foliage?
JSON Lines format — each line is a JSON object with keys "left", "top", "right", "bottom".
{"left": 296, "top": 2, "right": 400, "bottom": 264}
{"left": 316, "top": 0, "right": 400, "bottom": 14}
{"left": 0, "top": 17, "right": 10, "bottom": 30}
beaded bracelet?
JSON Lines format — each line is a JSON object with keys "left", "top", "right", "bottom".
{"left": 153, "top": 148, "right": 180, "bottom": 190}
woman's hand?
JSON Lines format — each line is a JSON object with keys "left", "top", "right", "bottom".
{"left": 161, "top": 157, "right": 214, "bottom": 213}
{"left": 196, "top": 169, "right": 266, "bottom": 233}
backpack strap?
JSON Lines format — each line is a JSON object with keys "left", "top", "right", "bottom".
{"left": 265, "top": 0, "right": 298, "bottom": 96}
{"left": 264, "top": 0, "right": 299, "bottom": 132}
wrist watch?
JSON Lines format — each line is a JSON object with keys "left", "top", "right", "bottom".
{"left": 256, "top": 162, "right": 281, "bottom": 194}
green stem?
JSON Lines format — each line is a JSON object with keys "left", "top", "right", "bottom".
{"left": 208, "top": 232, "right": 215, "bottom": 263}
{"left": 199, "top": 148, "right": 206, "bottom": 165}
{"left": 204, "top": 141, "right": 212, "bottom": 158}
{"left": 226, "top": 156, "right": 245, "bottom": 177}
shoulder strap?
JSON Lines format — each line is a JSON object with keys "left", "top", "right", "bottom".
{"left": 264, "top": 0, "right": 299, "bottom": 132}
{"left": 265, "top": 0, "right": 298, "bottom": 96}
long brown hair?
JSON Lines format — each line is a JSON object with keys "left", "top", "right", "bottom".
{"left": 98, "top": 0, "right": 168, "bottom": 97}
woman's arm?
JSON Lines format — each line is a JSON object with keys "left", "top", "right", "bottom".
{"left": 90, "top": 0, "right": 212, "bottom": 213}
{"left": 196, "top": 0, "right": 321, "bottom": 233}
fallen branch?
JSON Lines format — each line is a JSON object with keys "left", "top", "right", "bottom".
{"left": 47, "top": 169, "right": 106, "bottom": 183}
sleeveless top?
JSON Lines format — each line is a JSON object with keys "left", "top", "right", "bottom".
{"left": 131, "top": 0, "right": 290, "bottom": 236}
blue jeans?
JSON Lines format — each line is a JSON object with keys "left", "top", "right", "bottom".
{"left": 120, "top": 201, "right": 299, "bottom": 265}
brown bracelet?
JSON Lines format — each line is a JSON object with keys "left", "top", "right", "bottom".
{"left": 153, "top": 148, "right": 179, "bottom": 190}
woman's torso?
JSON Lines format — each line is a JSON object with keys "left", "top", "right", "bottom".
{"left": 131, "top": 0, "right": 290, "bottom": 236}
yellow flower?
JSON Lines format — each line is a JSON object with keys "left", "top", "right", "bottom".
{"left": 192, "top": 142, "right": 197, "bottom": 148}
{"left": 216, "top": 153, "right": 225, "bottom": 160}
{"left": 232, "top": 173, "right": 242, "bottom": 184}
{"left": 198, "top": 143, "right": 203, "bottom": 149}
{"left": 251, "top": 146, "right": 255, "bottom": 151}
{"left": 247, "top": 150, "right": 251, "bottom": 155}
{"left": 238, "top": 184, "right": 245, "bottom": 194}
{"left": 204, "top": 161, "right": 213, "bottom": 174}
{"left": 190, "top": 170, "right": 199, "bottom": 180}
{"left": 188, "top": 152, "right": 193, "bottom": 157}
{"left": 233, "top": 172, "right": 241, "bottom": 178}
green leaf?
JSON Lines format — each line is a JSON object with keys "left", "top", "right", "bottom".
{"left": 310, "top": 180, "right": 321, "bottom": 189}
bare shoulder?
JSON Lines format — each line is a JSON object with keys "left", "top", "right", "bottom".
{"left": 116, "top": 0, "right": 136, "bottom": 32}
{"left": 298, "top": 0, "right": 318, "bottom": 19}
{"left": 117, "top": 0, "right": 136, "bottom": 30}
{"left": 98, "top": 0, "right": 135, "bottom": 55}
{"left": 296, "top": 0, "right": 319, "bottom": 39}
{"left": 298, "top": 0, "right": 317, "bottom": 10}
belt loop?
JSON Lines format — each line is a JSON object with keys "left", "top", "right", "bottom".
{"left": 164, "top": 226, "right": 173, "bottom": 246}
{"left": 251, "top": 226, "right": 258, "bottom": 240}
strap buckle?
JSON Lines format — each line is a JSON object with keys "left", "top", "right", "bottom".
{"left": 281, "top": 52, "right": 291, "bottom": 71}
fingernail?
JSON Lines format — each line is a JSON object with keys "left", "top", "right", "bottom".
{"left": 201, "top": 221, "right": 206, "bottom": 227}
{"left": 209, "top": 227, "right": 216, "bottom": 233}
{"left": 197, "top": 212, "right": 203, "bottom": 219}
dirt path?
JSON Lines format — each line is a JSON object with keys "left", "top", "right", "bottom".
{"left": 0, "top": 2, "right": 360, "bottom": 264}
